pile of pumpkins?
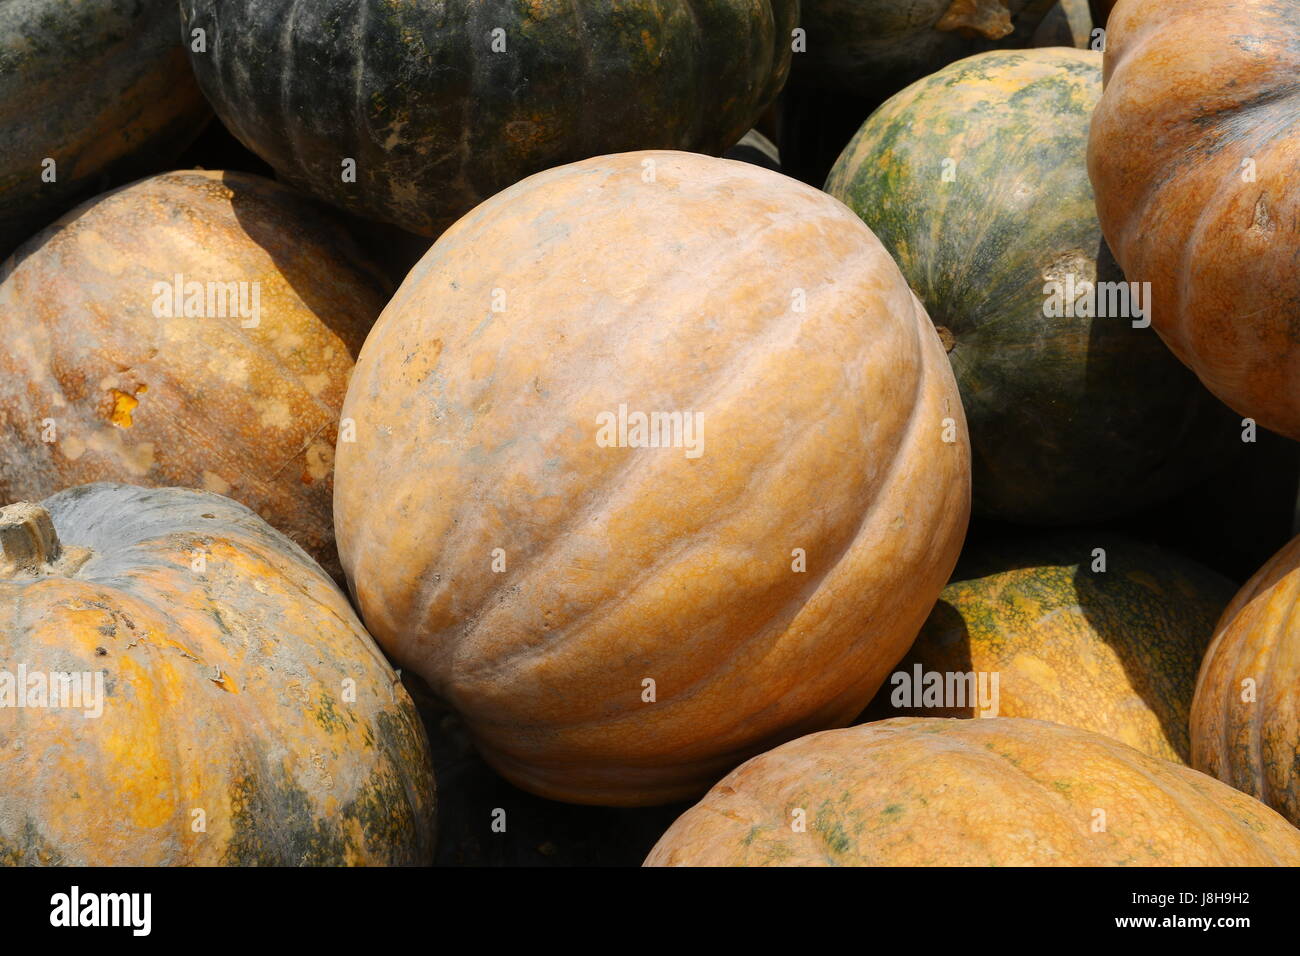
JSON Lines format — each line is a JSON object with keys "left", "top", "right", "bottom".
{"left": 0, "top": 0, "right": 1297, "bottom": 867}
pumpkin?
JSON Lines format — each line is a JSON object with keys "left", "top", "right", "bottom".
{"left": 1192, "top": 535, "right": 1300, "bottom": 827}
{"left": 0, "top": 0, "right": 209, "bottom": 258}
{"left": 334, "top": 150, "right": 971, "bottom": 806}
{"left": 177, "top": 0, "right": 796, "bottom": 237}
{"left": 825, "top": 49, "right": 1240, "bottom": 524}
{"left": 0, "top": 170, "right": 390, "bottom": 582}
{"left": 0, "top": 483, "right": 436, "bottom": 865}
{"left": 645, "top": 717, "right": 1300, "bottom": 866}
{"left": 864, "top": 533, "right": 1236, "bottom": 763}
{"left": 1088, "top": 0, "right": 1300, "bottom": 440}
{"left": 795, "top": 0, "right": 1054, "bottom": 95}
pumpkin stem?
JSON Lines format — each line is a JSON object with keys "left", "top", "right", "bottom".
{"left": 0, "top": 503, "right": 91, "bottom": 578}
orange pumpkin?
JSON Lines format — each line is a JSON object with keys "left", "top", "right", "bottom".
{"left": 0, "top": 170, "right": 390, "bottom": 581}
{"left": 0, "top": 483, "right": 436, "bottom": 865}
{"left": 1088, "top": 0, "right": 1300, "bottom": 438}
{"left": 645, "top": 717, "right": 1300, "bottom": 866}
{"left": 1192, "top": 534, "right": 1300, "bottom": 827}
{"left": 335, "top": 150, "right": 971, "bottom": 806}
{"left": 865, "top": 532, "right": 1236, "bottom": 763}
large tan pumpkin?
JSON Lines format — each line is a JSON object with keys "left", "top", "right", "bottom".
{"left": 1192, "top": 534, "right": 1300, "bottom": 827}
{"left": 335, "top": 150, "right": 971, "bottom": 806}
{"left": 0, "top": 170, "right": 389, "bottom": 580}
{"left": 645, "top": 717, "right": 1300, "bottom": 866}
{"left": 1088, "top": 0, "right": 1300, "bottom": 438}
{"left": 0, "top": 483, "right": 436, "bottom": 865}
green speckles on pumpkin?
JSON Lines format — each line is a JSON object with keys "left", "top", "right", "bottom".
{"left": 0, "top": 818, "right": 67, "bottom": 866}
{"left": 313, "top": 693, "right": 348, "bottom": 735}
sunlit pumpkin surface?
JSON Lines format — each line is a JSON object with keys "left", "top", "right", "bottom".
{"left": 865, "top": 533, "right": 1236, "bottom": 763}
{"left": 0, "top": 483, "right": 435, "bottom": 865}
{"left": 0, "top": 170, "right": 389, "bottom": 581}
{"left": 645, "top": 717, "right": 1300, "bottom": 866}
{"left": 1089, "top": 0, "right": 1300, "bottom": 439}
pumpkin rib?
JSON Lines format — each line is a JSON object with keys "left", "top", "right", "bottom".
{"left": 1252, "top": 571, "right": 1300, "bottom": 809}
{"left": 407, "top": 195, "right": 875, "bottom": 671}
{"left": 505, "top": 322, "right": 932, "bottom": 734}
{"left": 455, "top": 239, "right": 917, "bottom": 695}
{"left": 410, "top": 205, "right": 808, "bottom": 656}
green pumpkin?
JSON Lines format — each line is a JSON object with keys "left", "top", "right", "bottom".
{"left": 825, "top": 48, "right": 1240, "bottom": 524}
{"left": 0, "top": 0, "right": 210, "bottom": 258}
{"left": 796, "top": 0, "right": 1054, "bottom": 95}
{"left": 178, "top": 0, "right": 796, "bottom": 237}
{"left": 862, "top": 532, "right": 1237, "bottom": 764}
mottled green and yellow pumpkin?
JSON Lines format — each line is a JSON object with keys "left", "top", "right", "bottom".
{"left": 1192, "top": 534, "right": 1300, "bottom": 827}
{"left": 1089, "top": 0, "right": 1300, "bottom": 439}
{"left": 335, "top": 150, "right": 971, "bottom": 806}
{"left": 0, "top": 483, "right": 435, "bottom": 866}
{"left": 645, "top": 717, "right": 1300, "bottom": 866}
{"left": 796, "top": 0, "right": 1054, "bottom": 94}
{"left": 866, "top": 533, "right": 1236, "bottom": 762}
{"left": 825, "top": 48, "right": 1239, "bottom": 524}
{"left": 178, "top": 0, "right": 796, "bottom": 237}
{"left": 0, "top": 0, "right": 209, "bottom": 258}
{"left": 0, "top": 170, "right": 390, "bottom": 581}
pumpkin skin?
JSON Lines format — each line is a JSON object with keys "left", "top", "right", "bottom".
{"left": 0, "top": 0, "right": 209, "bottom": 258}
{"left": 1088, "top": 0, "right": 1300, "bottom": 440}
{"left": 0, "top": 483, "right": 436, "bottom": 866}
{"left": 644, "top": 717, "right": 1300, "bottom": 866}
{"left": 1192, "top": 535, "right": 1300, "bottom": 827}
{"left": 178, "top": 0, "right": 796, "bottom": 237}
{"left": 825, "top": 49, "right": 1239, "bottom": 524}
{"left": 866, "top": 533, "right": 1236, "bottom": 763}
{"left": 0, "top": 170, "right": 390, "bottom": 582}
{"left": 796, "top": 0, "right": 1054, "bottom": 94}
{"left": 335, "top": 150, "right": 971, "bottom": 807}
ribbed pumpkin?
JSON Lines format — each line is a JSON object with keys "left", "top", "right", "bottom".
{"left": 334, "top": 150, "right": 971, "bottom": 806}
{"left": 645, "top": 717, "right": 1300, "bottom": 866}
{"left": 0, "top": 483, "right": 435, "bottom": 865}
{"left": 866, "top": 533, "right": 1236, "bottom": 762}
{"left": 0, "top": 0, "right": 209, "bottom": 258}
{"left": 1088, "top": 0, "right": 1300, "bottom": 440}
{"left": 825, "top": 49, "right": 1239, "bottom": 524}
{"left": 178, "top": 0, "right": 796, "bottom": 237}
{"left": 796, "top": 0, "right": 1053, "bottom": 94}
{"left": 0, "top": 170, "right": 390, "bottom": 582}
{"left": 1192, "top": 535, "right": 1300, "bottom": 827}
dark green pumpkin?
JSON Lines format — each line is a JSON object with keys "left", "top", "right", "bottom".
{"left": 825, "top": 48, "right": 1240, "bottom": 524}
{"left": 0, "top": 0, "right": 210, "bottom": 258}
{"left": 796, "top": 0, "right": 1054, "bottom": 95}
{"left": 861, "top": 532, "right": 1237, "bottom": 763}
{"left": 178, "top": 0, "right": 796, "bottom": 237}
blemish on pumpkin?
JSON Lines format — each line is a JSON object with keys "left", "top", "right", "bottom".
{"left": 1250, "top": 194, "right": 1275, "bottom": 233}
{"left": 934, "top": 325, "right": 957, "bottom": 352}
{"left": 202, "top": 472, "right": 232, "bottom": 495}
{"left": 106, "top": 389, "right": 140, "bottom": 428}
{"left": 258, "top": 400, "right": 293, "bottom": 430}
{"left": 61, "top": 435, "right": 87, "bottom": 461}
